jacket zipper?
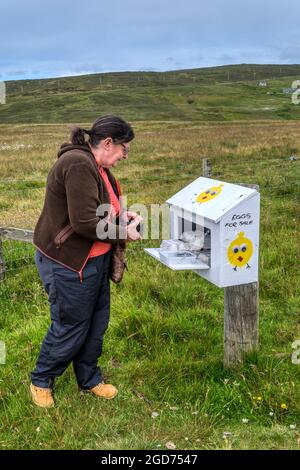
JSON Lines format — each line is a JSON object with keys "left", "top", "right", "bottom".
{"left": 54, "top": 224, "right": 74, "bottom": 248}
{"left": 77, "top": 168, "right": 118, "bottom": 283}
{"left": 78, "top": 243, "right": 96, "bottom": 283}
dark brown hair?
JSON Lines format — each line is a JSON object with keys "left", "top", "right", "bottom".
{"left": 71, "top": 115, "right": 134, "bottom": 147}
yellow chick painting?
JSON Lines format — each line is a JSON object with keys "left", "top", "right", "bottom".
{"left": 227, "top": 232, "right": 253, "bottom": 271}
{"left": 195, "top": 184, "right": 224, "bottom": 204}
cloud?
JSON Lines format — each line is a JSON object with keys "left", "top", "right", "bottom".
{"left": 0, "top": 0, "right": 300, "bottom": 80}
{"left": 7, "top": 70, "right": 27, "bottom": 76}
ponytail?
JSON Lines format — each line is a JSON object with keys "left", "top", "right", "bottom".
{"left": 70, "top": 116, "right": 134, "bottom": 148}
{"left": 70, "top": 127, "right": 90, "bottom": 145}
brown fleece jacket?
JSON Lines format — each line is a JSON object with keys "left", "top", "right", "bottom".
{"left": 33, "top": 142, "right": 126, "bottom": 274}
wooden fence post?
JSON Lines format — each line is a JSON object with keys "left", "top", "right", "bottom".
{"left": 201, "top": 159, "right": 260, "bottom": 367}
{"left": 202, "top": 158, "right": 212, "bottom": 178}
{"left": 224, "top": 183, "right": 260, "bottom": 367}
{"left": 224, "top": 282, "right": 259, "bottom": 367}
{"left": 0, "top": 228, "right": 5, "bottom": 281}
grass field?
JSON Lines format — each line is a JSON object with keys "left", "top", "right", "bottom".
{"left": 0, "top": 118, "right": 299, "bottom": 450}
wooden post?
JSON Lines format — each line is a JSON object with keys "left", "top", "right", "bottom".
{"left": 200, "top": 160, "right": 260, "bottom": 367}
{"left": 224, "top": 183, "right": 260, "bottom": 367}
{"left": 0, "top": 228, "right": 5, "bottom": 281}
{"left": 202, "top": 158, "right": 212, "bottom": 178}
{"left": 0, "top": 227, "right": 33, "bottom": 243}
{"left": 224, "top": 282, "right": 259, "bottom": 367}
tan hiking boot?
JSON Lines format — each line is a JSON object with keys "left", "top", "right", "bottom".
{"left": 88, "top": 382, "right": 118, "bottom": 399}
{"left": 30, "top": 383, "right": 54, "bottom": 408}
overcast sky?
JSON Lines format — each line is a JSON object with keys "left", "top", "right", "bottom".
{"left": 1, "top": 0, "right": 300, "bottom": 81}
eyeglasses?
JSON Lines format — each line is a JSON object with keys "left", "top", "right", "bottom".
{"left": 120, "top": 143, "right": 130, "bottom": 156}
{"left": 111, "top": 139, "right": 130, "bottom": 155}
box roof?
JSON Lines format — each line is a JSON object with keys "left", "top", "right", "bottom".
{"left": 166, "top": 177, "right": 258, "bottom": 223}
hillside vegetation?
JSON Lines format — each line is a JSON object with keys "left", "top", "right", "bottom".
{"left": 1, "top": 64, "right": 300, "bottom": 123}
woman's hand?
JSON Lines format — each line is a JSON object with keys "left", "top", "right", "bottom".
{"left": 122, "top": 210, "right": 139, "bottom": 223}
{"left": 125, "top": 212, "right": 143, "bottom": 242}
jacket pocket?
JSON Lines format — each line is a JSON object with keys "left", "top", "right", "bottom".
{"left": 54, "top": 224, "right": 74, "bottom": 248}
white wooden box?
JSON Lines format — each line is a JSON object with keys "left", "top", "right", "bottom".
{"left": 145, "top": 176, "right": 260, "bottom": 287}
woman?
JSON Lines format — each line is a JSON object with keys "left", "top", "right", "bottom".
{"left": 30, "top": 115, "right": 142, "bottom": 408}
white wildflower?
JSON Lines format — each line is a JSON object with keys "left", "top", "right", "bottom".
{"left": 166, "top": 441, "right": 176, "bottom": 450}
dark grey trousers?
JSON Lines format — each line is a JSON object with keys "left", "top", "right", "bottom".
{"left": 31, "top": 249, "right": 111, "bottom": 390}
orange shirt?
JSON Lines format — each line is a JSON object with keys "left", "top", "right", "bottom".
{"left": 88, "top": 166, "right": 120, "bottom": 258}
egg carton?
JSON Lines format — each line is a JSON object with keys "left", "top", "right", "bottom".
{"left": 160, "top": 239, "right": 182, "bottom": 252}
{"left": 159, "top": 249, "right": 200, "bottom": 265}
